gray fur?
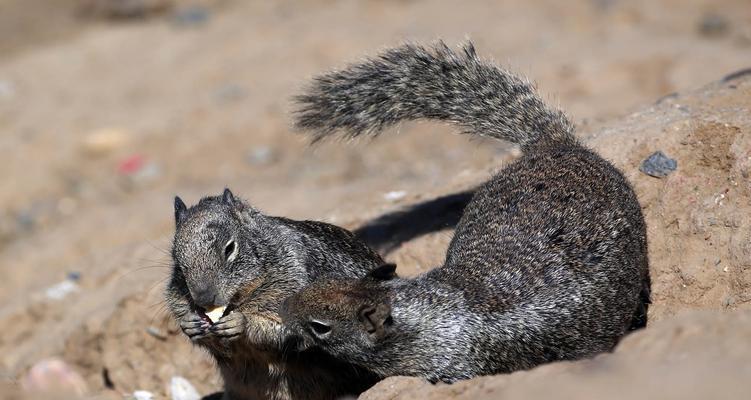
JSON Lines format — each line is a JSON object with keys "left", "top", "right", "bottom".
{"left": 283, "top": 41, "right": 651, "bottom": 383}
{"left": 166, "top": 189, "right": 383, "bottom": 399}
{"left": 294, "top": 41, "right": 573, "bottom": 148}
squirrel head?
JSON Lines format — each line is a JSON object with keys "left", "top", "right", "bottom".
{"left": 281, "top": 263, "right": 397, "bottom": 355}
{"left": 171, "top": 188, "right": 282, "bottom": 312}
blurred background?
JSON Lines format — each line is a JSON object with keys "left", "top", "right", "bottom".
{"left": 1, "top": 0, "right": 750, "bottom": 399}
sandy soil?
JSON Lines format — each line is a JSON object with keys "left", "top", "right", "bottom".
{"left": 0, "top": 0, "right": 750, "bottom": 399}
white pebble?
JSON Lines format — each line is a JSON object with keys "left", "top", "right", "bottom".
{"left": 133, "top": 390, "right": 155, "bottom": 400}
{"left": 383, "top": 190, "right": 407, "bottom": 201}
{"left": 45, "top": 280, "right": 79, "bottom": 300}
{"left": 169, "top": 376, "right": 200, "bottom": 400}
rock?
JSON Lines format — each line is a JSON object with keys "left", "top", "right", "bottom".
{"left": 639, "top": 151, "right": 677, "bottom": 178}
{"left": 169, "top": 376, "right": 200, "bottom": 400}
{"left": 81, "top": 128, "right": 130, "bottom": 157}
{"left": 20, "top": 358, "right": 87, "bottom": 395}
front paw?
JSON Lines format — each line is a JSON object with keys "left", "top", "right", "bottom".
{"left": 209, "top": 311, "right": 247, "bottom": 341}
{"left": 179, "top": 312, "right": 211, "bottom": 342}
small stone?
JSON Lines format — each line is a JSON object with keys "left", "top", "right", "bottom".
{"left": 146, "top": 326, "right": 167, "bottom": 340}
{"left": 132, "top": 390, "right": 155, "bottom": 400}
{"left": 169, "top": 376, "right": 200, "bottom": 400}
{"left": 45, "top": 280, "right": 79, "bottom": 300}
{"left": 698, "top": 13, "right": 729, "bottom": 38}
{"left": 383, "top": 190, "right": 407, "bottom": 202}
{"left": 67, "top": 271, "right": 82, "bottom": 282}
{"left": 640, "top": 151, "right": 677, "bottom": 178}
{"left": 81, "top": 128, "right": 130, "bottom": 157}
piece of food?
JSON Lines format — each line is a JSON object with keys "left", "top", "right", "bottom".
{"left": 205, "top": 306, "right": 227, "bottom": 323}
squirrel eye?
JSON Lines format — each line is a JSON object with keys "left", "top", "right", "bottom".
{"left": 224, "top": 239, "right": 237, "bottom": 262}
{"left": 308, "top": 320, "right": 332, "bottom": 338}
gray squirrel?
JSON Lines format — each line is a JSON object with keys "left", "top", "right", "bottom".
{"left": 281, "top": 41, "right": 651, "bottom": 383}
{"left": 165, "top": 189, "right": 385, "bottom": 399}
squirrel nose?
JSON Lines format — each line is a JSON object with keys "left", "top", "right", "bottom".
{"left": 193, "top": 285, "right": 221, "bottom": 309}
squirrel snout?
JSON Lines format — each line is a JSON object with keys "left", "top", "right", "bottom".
{"left": 192, "top": 285, "right": 224, "bottom": 309}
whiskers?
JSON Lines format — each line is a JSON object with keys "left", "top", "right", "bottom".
{"left": 114, "top": 240, "right": 173, "bottom": 284}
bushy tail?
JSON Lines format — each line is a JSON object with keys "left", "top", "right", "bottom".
{"left": 294, "top": 41, "right": 575, "bottom": 149}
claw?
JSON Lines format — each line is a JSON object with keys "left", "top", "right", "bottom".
{"left": 209, "top": 311, "right": 246, "bottom": 340}
{"left": 182, "top": 321, "right": 207, "bottom": 329}
{"left": 179, "top": 311, "right": 210, "bottom": 340}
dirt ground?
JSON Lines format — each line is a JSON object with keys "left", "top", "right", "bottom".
{"left": 1, "top": 0, "right": 750, "bottom": 399}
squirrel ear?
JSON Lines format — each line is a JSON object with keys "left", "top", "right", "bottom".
{"left": 368, "top": 263, "right": 397, "bottom": 281}
{"left": 222, "top": 188, "right": 237, "bottom": 206}
{"left": 358, "top": 303, "right": 392, "bottom": 338}
{"left": 174, "top": 196, "right": 188, "bottom": 225}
